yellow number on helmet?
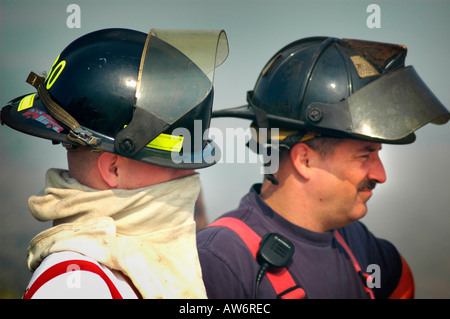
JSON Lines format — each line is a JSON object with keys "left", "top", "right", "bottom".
{"left": 46, "top": 55, "right": 67, "bottom": 90}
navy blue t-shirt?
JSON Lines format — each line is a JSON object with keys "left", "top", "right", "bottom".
{"left": 197, "top": 184, "right": 403, "bottom": 299}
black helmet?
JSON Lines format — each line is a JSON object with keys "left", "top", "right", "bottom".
{"left": 214, "top": 36, "right": 449, "bottom": 145}
{"left": 1, "top": 28, "right": 229, "bottom": 169}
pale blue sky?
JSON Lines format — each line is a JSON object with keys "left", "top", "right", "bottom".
{"left": 1, "top": 0, "right": 449, "bottom": 298}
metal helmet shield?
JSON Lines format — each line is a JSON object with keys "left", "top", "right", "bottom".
{"left": 214, "top": 37, "right": 449, "bottom": 144}
{"left": 1, "top": 28, "right": 229, "bottom": 169}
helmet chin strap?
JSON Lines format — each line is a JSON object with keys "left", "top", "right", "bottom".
{"left": 247, "top": 91, "right": 320, "bottom": 186}
{"left": 26, "top": 72, "right": 101, "bottom": 150}
{"left": 246, "top": 91, "right": 279, "bottom": 185}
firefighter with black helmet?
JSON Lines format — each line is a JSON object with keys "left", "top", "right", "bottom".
{"left": 1, "top": 28, "right": 228, "bottom": 298}
{"left": 197, "top": 37, "right": 449, "bottom": 298}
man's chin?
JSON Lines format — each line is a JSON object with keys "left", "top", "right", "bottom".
{"left": 349, "top": 203, "right": 369, "bottom": 222}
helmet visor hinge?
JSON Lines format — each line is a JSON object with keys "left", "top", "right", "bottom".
{"left": 114, "top": 106, "right": 169, "bottom": 157}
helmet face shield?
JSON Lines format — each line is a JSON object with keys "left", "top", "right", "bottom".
{"left": 114, "top": 29, "right": 229, "bottom": 159}
{"left": 136, "top": 29, "right": 229, "bottom": 124}
{"left": 309, "top": 66, "right": 450, "bottom": 143}
{"left": 346, "top": 66, "right": 449, "bottom": 142}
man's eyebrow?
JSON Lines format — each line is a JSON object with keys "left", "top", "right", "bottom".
{"left": 359, "top": 145, "right": 382, "bottom": 152}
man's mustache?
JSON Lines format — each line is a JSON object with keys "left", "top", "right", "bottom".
{"left": 358, "top": 179, "right": 377, "bottom": 192}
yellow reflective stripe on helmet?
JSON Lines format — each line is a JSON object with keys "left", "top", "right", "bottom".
{"left": 123, "top": 124, "right": 184, "bottom": 152}
{"left": 298, "top": 132, "right": 316, "bottom": 142}
{"left": 146, "top": 133, "right": 184, "bottom": 152}
{"left": 274, "top": 130, "right": 316, "bottom": 142}
{"left": 276, "top": 129, "right": 301, "bottom": 140}
{"left": 18, "top": 93, "right": 36, "bottom": 111}
{"left": 250, "top": 122, "right": 316, "bottom": 143}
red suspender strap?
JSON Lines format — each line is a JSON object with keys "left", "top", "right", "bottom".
{"left": 23, "top": 260, "right": 123, "bottom": 299}
{"left": 334, "top": 230, "right": 375, "bottom": 299}
{"left": 209, "top": 217, "right": 306, "bottom": 299}
{"left": 388, "top": 255, "right": 415, "bottom": 299}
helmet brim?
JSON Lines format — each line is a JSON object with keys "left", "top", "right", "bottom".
{"left": 1, "top": 94, "right": 220, "bottom": 169}
{"left": 213, "top": 104, "right": 256, "bottom": 120}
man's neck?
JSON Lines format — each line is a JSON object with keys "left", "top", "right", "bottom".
{"left": 260, "top": 179, "right": 330, "bottom": 233}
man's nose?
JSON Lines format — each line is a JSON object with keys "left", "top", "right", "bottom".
{"left": 368, "top": 156, "right": 387, "bottom": 184}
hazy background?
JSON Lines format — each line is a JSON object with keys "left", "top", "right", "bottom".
{"left": 0, "top": 0, "right": 448, "bottom": 298}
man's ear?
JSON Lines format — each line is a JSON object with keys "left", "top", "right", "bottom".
{"left": 290, "top": 143, "right": 313, "bottom": 180}
{"left": 97, "top": 152, "right": 120, "bottom": 188}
